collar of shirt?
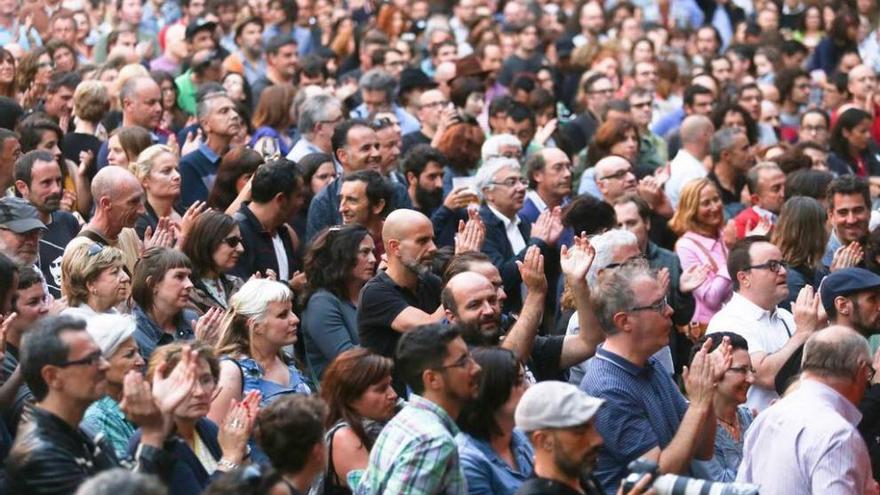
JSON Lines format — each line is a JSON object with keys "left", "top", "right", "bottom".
{"left": 132, "top": 304, "right": 192, "bottom": 343}
{"left": 487, "top": 203, "right": 521, "bottom": 229}
{"left": 525, "top": 190, "right": 548, "bottom": 212}
{"left": 751, "top": 205, "right": 777, "bottom": 223}
{"left": 198, "top": 141, "right": 221, "bottom": 163}
{"left": 595, "top": 344, "right": 654, "bottom": 378}
{"left": 797, "top": 378, "right": 863, "bottom": 426}
{"left": 726, "top": 292, "right": 782, "bottom": 322}
{"left": 408, "top": 394, "right": 460, "bottom": 437}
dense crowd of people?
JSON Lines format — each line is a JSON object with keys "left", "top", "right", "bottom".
{"left": 0, "top": 0, "right": 878, "bottom": 493}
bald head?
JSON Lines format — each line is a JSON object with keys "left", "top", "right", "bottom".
{"left": 441, "top": 271, "right": 501, "bottom": 343}
{"left": 680, "top": 115, "right": 714, "bottom": 145}
{"left": 802, "top": 325, "right": 870, "bottom": 381}
{"left": 595, "top": 155, "right": 630, "bottom": 178}
{"left": 446, "top": 271, "right": 494, "bottom": 299}
{"left": 383, "top": 208, "right": 432, "bottom": 241}
{"left": 92, "top": 166, "right": 140, "bottom": 200}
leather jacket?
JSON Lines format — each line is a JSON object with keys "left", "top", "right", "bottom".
{"left": 4, "top": 407, "right": 169, "bottom": 495}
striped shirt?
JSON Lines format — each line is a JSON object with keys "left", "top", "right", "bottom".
{"left": 354, "top": 394, "right": 467, "bottom": 495}
{"left": 737, "top": 379, "right": 879, "bottom": 495}
{"left": 580, "top": 346, "right": 688, "bottom": 494}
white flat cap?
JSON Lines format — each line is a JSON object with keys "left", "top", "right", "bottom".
{"left": 515, "top": 381, "right": 605, "bottom": 432}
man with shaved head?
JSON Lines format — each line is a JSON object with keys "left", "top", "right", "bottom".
{"left": 96, "top": 76, "right": 165, "bottom": 169}
{"left": 67, "top": 166, "right": 145, "bottom": 272}
{"left": 358, "top": 209, "right": 446, "bottom": 391}
{"left": 664, "top": 115, "right": 714, "bottom": 207}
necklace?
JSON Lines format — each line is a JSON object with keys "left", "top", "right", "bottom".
{"left": 718, "top": 415, "right": 740, "bottom": 440}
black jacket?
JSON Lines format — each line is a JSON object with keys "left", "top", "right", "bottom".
{"left": 4, "top": 407, "right": 170, "bottom": 495}
{"left": 516, "top": 476, "right": 604, "bottom": 495}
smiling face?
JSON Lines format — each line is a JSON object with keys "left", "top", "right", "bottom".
{"left": 695, "top": 183, "right": 724, "bottom": 231}
{"left": 717, "top": 348, "right": 753, "bottom": 405}
{"left": 483, "top": 167, "right": 527, "bottom": 218}
{"left": 830, "top": 192, "right": 869, "bottom": 243}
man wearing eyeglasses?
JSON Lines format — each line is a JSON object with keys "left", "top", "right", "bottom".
{"left": 707, "top": 237, "right": 821, "bottom": 412}
{"left": 627, "top": 87, "right": 667, "bottom": 171}
{"left": 580, "top": 264, "right": 722, "bottom": 493}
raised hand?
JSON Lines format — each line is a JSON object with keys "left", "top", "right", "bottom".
{"left": 679, "top": 264, "right": 712, "bottom": 293}
{"left": 744, "top": 216, "right": 772, "bottom": 237}
{"left": 530, "top": 209, "right": 553, "bottom": 243}
{"left": 152, "top": 345, "right": 199, "bottom": 415}
{"left": 217, "top": 390, "right": 262, "bottom": 465}
{"left": 637, "top": 175, "right": 664, "bottom": 207}
{"left": 792, "top": 285, "right": 821, "bottom": 335}
{"left": 120, "top": 370, "right": 163, "bottom": 431}
{"left": 722, "top": 219, "right": 738, "bottom": 248}
{"left": 194, "top": 306, "right": 225, "bottom": 345}
{"left": 176, "top": 201, "right": 207, "bottom": 248}
{"left": 287, "top": 270, "right": 308, "bottom": 294}
{"left": 657, "top": 267, "right": 670, "bottom": 294}
{"left": 517, "top": 245, "right": 547, "bottom": 295}
{"left": 59, "top": 189, "right": 77, "bottom": 212}
{"left": 77, "top": 150, "right": 94, "bottom": 179}
{"left": 830, "top": 242, "right": 864, "bottom": 272}
{"left": 144, "top": 217, "right": 174, "bottom": 250}
{"left": 683, "top": 337, "right": 717, "bottom": 407}
{"left": 708, "top": 335, "right": 733, "bottom": 383}
{"left": 0, "top": 313, "right": 16, "bottom": 374}
{"left": 181, "top": 129, "right": 203, "bottom": 157}
{"left": 534, "top": 118, "right": 558, "bottom": 145}
{"left": 560, "top": 232, "right": 595, "bottom": 284}
{"left": 454, "top": 208, "right": 486, "bottom": 254}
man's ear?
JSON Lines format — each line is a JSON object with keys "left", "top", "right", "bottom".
{"left": 611, "top": 311, "right": 629, "bottom": 332}
{"left": 41, "top": 365, "right": 61, "bottom": 393}
{"left": 835, "top": 296, "right": 851, "bottom": 316}
{"left": 386, "top": 238, "right": 400, "bottom": 255}
{"left": 444, "top": 307, "right": 456, "bottom": 322}
{"left": 13, "top": 180, "right": 28, "bottom": 198}
{"left": 405, "top": 171, "right": 417, "bottom": 187}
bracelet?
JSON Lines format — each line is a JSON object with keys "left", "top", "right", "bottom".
{"left": 218, "top": 458, "right": 239, "bottom": 471}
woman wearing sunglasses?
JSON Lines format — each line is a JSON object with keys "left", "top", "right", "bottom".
{"left": 182, "top": 210, "right": 246, "bottom": 316}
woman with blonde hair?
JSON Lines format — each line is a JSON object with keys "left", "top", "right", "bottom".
{"left": 209, "top": 279, "right": 312, "bottom": 426}
{"left": 670, "top": 178, "right": 732, "bottom": 325}
{"left": 248, "top": 85, "right": 295, "bottom": 156}
{"left": 60, "top": 242, "right": 131, "bottom": 319}
{"left": 771, "top": 196, "right": 830, "bottom": 311}
{"left": 131, "top": 144, "right": 187, "bottom": 241}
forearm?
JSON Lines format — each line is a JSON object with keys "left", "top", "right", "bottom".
{"left": 573, "top": 283, "right": 603, "bottom": 355}
{"left": 693, "top": 274, "right": 731, "bottom": 310}
{"left": 500, "top": 290, "right": 544, "bottom": 362}
{"left": 656, "top": 402, "right": 712, "bottom": 474}
{"left": 753, "top": 333, "right": 809, "bottom": 389}
{"left": 73, "top": 173, "right": 92, "bottom": 217}
{"left": 0, "top": 366, "right": 23, "bottom": 409}
{"left": 695, "top": 406, "right": 715, "bottom": 460}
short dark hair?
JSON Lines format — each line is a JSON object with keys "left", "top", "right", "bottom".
{"left": 562, "top": 195, "right": 617, "bottom": 236}
{"left": 781, "top": 39, "right": 808, "bottom": 57}
{"left": 727, "top": 235, "right": 771, "bottom": 291}
{"left": 683, "top": 84, "right": 713, "bottom": 107}
{"left": 14, "top": 149, "right": 56, "bottom": 189}
{"left": 265, "top": 35, "right": 297, "bottom": 56}
{"left": 18, "top": 116, "right": 62, "bottom": 153}
{"left": 181, "top": 210, "right": 238, "bottom": 277}
{"left": 396, "top": 323, "right": 461, "bottom": 395}
{"left": 250, "top": 158, "right": 301, "bottom": 203}
{"left": 21, "top": 315, "right": 87, "bottom": 401}
{"left": 785, "top": 168, "right": 833, "bottom": 202}
{"left": 450, "top": 77, "right": 484, "bottom": 109}
{"left": 506, "top": 102, "right": 535, "bottom": 126}
{"left": 342, "top": 169, "right": 393, "bottom": 217}
{"left": 401, "top": 144, "right": 446, "bottom": 181}
{"left": 234, "top": 16, "right": 263, "bottom": 40}
{"left": 612, "top": 193, "right": 651, "bottom": 221}
{"left": 457, "top": 347, "right": 520, "bottom": 440}
{"left": 47, "top": 71, "right": 81, "bottom": 93}
{"left": 442, "top": 251, "right": 492, "bottom": 284}
{"left": 689, "top": 331, "right": 748, "bottom": 364}
{"left": 299, "top": 53, "right": 328, "bottom": 81}
{"left": 331, "top": 118, "right": 372, "bottom": 156}
{"left": 488, "top": 95, "right": 513, "bottom": 117}
{"left": 255, "top": 395, "right": 326, "bottom": 475}
{"left": 775, "top": 67, "right": 809, "bottom": 103}
{"left": 827, "top": 175, "right": 870, "bottom": 212}
{"left": 131, "top": 247, "right": 193, "bottom": 311}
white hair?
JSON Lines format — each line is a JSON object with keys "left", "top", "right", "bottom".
{"left": 475, "top": 157, "right": 521, "bottom": 196}
{"left": 481, "top": 134, "right": 521, "bottom": 162}
{"left": 228, "top": 279, "right": 293, "bottom": 324}
{"left": 86, "top": 314, "right": 137, "bottom": 358}
{"left": 587, "top": 229, "right": 639, "bottom": 287}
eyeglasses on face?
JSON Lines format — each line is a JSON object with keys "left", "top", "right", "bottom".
{"left": 491, "top": 177, "right": 528, "bottom": 188}
{"left": 627, "top": 295, "right": 668, "bottom": 314}
{"left": 222, "top": 235, "right": 243, "bottom": 248}
{"left": 434, "top": 352, "right": 475, "bottom": 370}
{"left": 598, "top": 167, "right": 634, "bottom": 181}
{"left": 58, "top": 350, "right": 105, "bottom": 368}
{"left": 746, "top": 259, "right": 784, "bottom": 273}
{"left": 603, "top": 253, "right": 648, "bottom": 270}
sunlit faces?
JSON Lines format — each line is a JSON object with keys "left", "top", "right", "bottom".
{"left": 12, "top": 282, "right": 49, "bottom": 330}
{"left": 142, "top": 152, "right": 181, "bottom": 200}
{"left": 718, "top": 348, "right": 753, "bottom": 405}
{"left": 55, "top": 330, "right": 110, "bottom": 403}
{"left": 533, "top": 149, "right": 572, "bottom": 198}
{"left": 483, "top": 167, "right": 527, "bottom": 216}
{"left": 107, "top": 135, "right": 128, "bottom": 168}
{"left": 695, "top": 183, "right": 724, "bottom": 231}
{"left": 212, "top": 226, "right": 245, "bottom": 273}
{"left": 829, "top": 192, "right": 870, "bottom": 244}
{"left": 105, "top": 337, "right": 145, "bottom": 385}
{"left": 252, "top": 300, "right": 300, "bottom": 347}
{"left": 20, "top": 158, "right": 63, "bottom": 214}
{"left": 351, "top": 235, "right": 377, "bottom": 283}
{"left": 395, "top": 217, "right": 437, "bottom": 274}
{"left": 153, "top": 267, "right": 194, "bottom": 311}
{"left": 339, "top": 180, "right": 383, "bottom": 227}
{"left": 87, "top": 263, "right": 130, "bottom": 307}
{"left": 742, "top": 242, "right": 788, "bottom": 304}
{"left": 173, "top": 357, "right": 216, "bottom": 419}
{"left": 350, "top": 373, "right": 398, "bottom": 421}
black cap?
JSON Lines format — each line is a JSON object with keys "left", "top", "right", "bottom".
{"left": 820, "top": 267, "right": 880, "bottom": 314}
{"left": 186, "top": 19, "right": 218, "bottom": 40}
{"left": 0, "top": 197, "right": 46, "bottom": 233}
{"left": 398, "top": 68, "right": 437, "bottom": 95}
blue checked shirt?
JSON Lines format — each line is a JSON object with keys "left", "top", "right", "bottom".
{"left": 354, "top": 394, "right": 467, "bottom": 495}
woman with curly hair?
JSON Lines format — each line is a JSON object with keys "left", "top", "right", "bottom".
{"left": 436, "top": 118, "right": 485, "bottom": 196}
{"left": 320, "top": 348, "right": 397, "bottom": 493}
{"left": 16, "top": 47, "right": 52, "bottom": 109}
{"left": 301, "top": 225, "right": 376, "bottom": 379}
{"left": 711, "top": 102, "right": 758, "bottom": 146}
{"left": 375, "top": 3, "right": 409, "bottom": 42}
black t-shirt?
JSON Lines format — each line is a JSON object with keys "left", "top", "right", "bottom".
{"left": 357, "top": 270, "right": 442, "bottom": 360}
{"left": 60, "top": 133, "right": 103, "bottom": 180}
{"left": 402, "top": 131, "right": 430, "bottom": 155}
{"left": 707, "top": 171, "right": 747, "bottom": 207}
{"left": 530, "top": 335, "right": 565, "bottom": 382}
{"left": 39, "top": 211, "right": 80, "bottom": 298}
{"left": 516, "top": 476, "right": 603, "bottom": 495}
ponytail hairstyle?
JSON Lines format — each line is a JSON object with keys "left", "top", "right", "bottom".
{"left": 214, "top": 279, "right": 293, "bottom": 358}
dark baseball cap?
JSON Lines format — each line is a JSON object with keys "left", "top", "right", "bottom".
{"left": 186, "top": 19, "right": 218, "bottom": 40}
{"left": 0, "top": 197, "right": 46, "bottom": 234}
{"left": 819, "top": 267, "right": 880, "bottom": 313}
{"left": 398, "top": 68, "right": 437, "bottom": 95}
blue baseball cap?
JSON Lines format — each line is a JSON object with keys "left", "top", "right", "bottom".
{"left": 820, "top": 267, "right": 880, "bottom": 314}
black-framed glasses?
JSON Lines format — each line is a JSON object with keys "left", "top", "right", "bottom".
{"left": 87, "top": 243, "right": 105, "bottom": 257}
{"left": 434, "top": 352, "right": 474, "bottom": 371}
{"left": 223, "top": 235, "right": 243, "bottom": 248}
{"left": 628, "top": 295, "right": 668, "bottom": 314}
{"left": 727, "top": 365, "right": 756, "bottom": 375}
{"left": 598, "top": 167, "right": 634, "bottom": 181}
{"left": 630, "top": 100, "right": 652, "bottom": 109}
{"left": 420, "top": 100, "right": 449, "bottom": 109}
{"left": 491, "top": 177, "right": 528, "bottom": 188}
{"left": 58, "top": 350, "right": 105, "bottom": 368}
{"left": 746, "top": 259, "right": 785, "bottom": 273}
{"left": 604, "top": 253, "right": 647, "bottom": 270}
{"left": 372, "top": 117, "right": 395, "bottom": 129}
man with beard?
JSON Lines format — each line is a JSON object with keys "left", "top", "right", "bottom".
{"left": 306, "top": 119, "right": 411, "bottom": 241}
{"left": 822, "top": 176, "right": 870, "bottom": 268}
{"left": 358, "top": 209, "right": 446, "bottom": 392}
{"left": 402, "top": 144, "right": 446, "bottom": 217}
{"left": 222, "top": 17, "right": 266, "bottom": 85}
{"left": 514, "top": 381, "right": 609, "bottom": 495}
{"left": 179, "top": 92, "right": 241, "bottom": 207}
{"left": 0, "top": 197, "right": 46, "bottom": 268}
{"left": 13, "top": 150, "right": 79, "bottom": 298}
{"left": 707, "top": 237, "right": 821, "bottom": 412}
{"left": 521, "top": 148, "right": 572, "bottom": 229}
{"left": 356, "top": 324, "right": 482, "bottom": 495}
{"left": 582, "top": 264, "right": 721, "bottom": 493}
{"left": 477, "top": 157, "right": 563, "bottom": 315}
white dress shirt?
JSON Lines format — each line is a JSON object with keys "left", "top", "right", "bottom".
{"left": 737, "top": 379, "right": 879, "bottom": 495}
{"left": 487, "top": 204, "right": 526, "bottom": 255}
{"left": 665, "top": 149, "right": 707, "bottom": 208}
{"left": 707, "top": 292, "right": 796, "bottom": 411}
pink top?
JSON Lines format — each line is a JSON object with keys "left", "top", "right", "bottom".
{"left": 675, "top": 231, "right": 733, "bottom": 324}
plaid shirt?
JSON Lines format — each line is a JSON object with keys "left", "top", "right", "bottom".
{"left": 354, "top": 394, "right": 467, "bottom": 495}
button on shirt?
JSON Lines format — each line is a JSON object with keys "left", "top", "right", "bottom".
{"left": 707, "top": 292, "right": 795, "bottom": 411}
{"left": 737, "top": 379, "right": 879, "bottom": 495}
{"left": 581, "top": 346, "right": 688, "bottom": 494}
{"left": 354, "top": 394, "right": 467, "bottom": 495}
